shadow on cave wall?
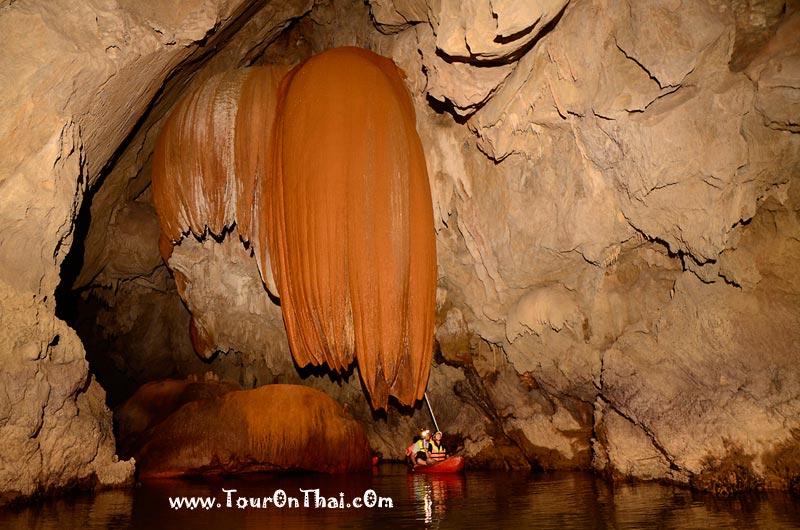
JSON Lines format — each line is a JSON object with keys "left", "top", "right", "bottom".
{"left": 53, "top": 156, "right": 141, "bottom": 408}
{"left": 50, "top": 3, "right": 306, "bottom": 410}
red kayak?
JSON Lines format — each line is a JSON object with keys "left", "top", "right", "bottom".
{"left": 412, "top": 456, "right": 465, "bottom": 473}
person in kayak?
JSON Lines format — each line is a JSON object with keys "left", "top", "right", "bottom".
{"left": 429, "top": 431, "right": 447, "bottom": 463}
{"left": 406, "top": 429, "right": 432, "bottom": 465}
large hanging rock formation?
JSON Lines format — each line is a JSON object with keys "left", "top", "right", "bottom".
{"left": 267, "top": 47, "right": 436, "bottom": 409}
{"left": 150, "top": 66, "right": 290, "bottom": 360}
{"left": 152, "top": 65, "right": 289, "bottom": 295}
{"left": 152, "top": 47, "right": 437, "bottom": 410}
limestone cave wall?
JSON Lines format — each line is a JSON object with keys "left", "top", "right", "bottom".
{"left": 0, "top": 0, "right": 798, "bottom": 502}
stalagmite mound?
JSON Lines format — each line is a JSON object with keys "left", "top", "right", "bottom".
{"left": 133, "top": 384, "right": 373, "bottom": 477}
{"left": 116, "top": 375, "right": 241, "bottom": 459}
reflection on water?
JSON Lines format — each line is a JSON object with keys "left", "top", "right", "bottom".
{"left": 2, "top": 466, "right": 799, "bottom": 529}
{"left": 407, "top": 473, "right": 466, "bottom": 524}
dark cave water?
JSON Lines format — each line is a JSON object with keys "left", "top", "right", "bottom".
{"left": 2, "top": 465, "right": 799, "bottom": 529}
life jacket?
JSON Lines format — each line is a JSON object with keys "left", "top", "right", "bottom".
{"left": 429, "top": 440, "right": 446, "bottom": 462}
{"left": 406, "top": 439, "right": 430, "bottom": 456}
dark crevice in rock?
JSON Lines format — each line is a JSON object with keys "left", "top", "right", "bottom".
{"left": 442, "top": 3, "right": 566, "bottom": 66}
{"left": 52, "top": 122, "right": 88, "bottom": 269}
{"left": 596, "top": 394, "right": 682, "bottom": 474}
{"left": 54, "top": 156, "right": 100, "bottom": 323}
{"left": 369, "top": 11, "right": 421, "bottom": 36}
{"left": 637, "top": 85, "right": 683, "bottom": 113}
{"left": 492, "top": 17, "right": 538, "bottom": 45}
{"left": 70, "top": 290, "right": 141, "bottom": 408}
{"left": 623, "top": 223, "right": 683, "bottom": 262}
{"left": 614, "top": 39, "right": 665, "bottom": 90}
{"left": 425, "top": 92, "right": 470, "bottom": 125}
{"left": 454, "top": 360, "right": 538, "bottom": 470}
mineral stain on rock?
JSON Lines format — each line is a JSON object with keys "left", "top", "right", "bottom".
{"left": 691, "top": 443, "right": 766, "bottom": 496}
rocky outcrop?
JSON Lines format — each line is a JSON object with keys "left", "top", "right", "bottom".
{"left": 370, "top": 0, "right": 569, "bottom": 116}
{"left": 1, "top": 0, "right": 798, "bottom": 500}
{"left": 129, "top": 383, "right": 373, "bottom": 476}
{"left": 410, "top": 0, "right": 800, "bottom": 488}
{"left": 594, "top": 187, "right": 800, "bottom": 491}
{"left": 0, "top": 280, "right": 134, "bottom": 504}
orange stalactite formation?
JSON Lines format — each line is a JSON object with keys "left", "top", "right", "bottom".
{"left": 151, "top": 66, "right": 289, "bottom": 293}
{"left": 267, "top": 47, "right": 437, "bottom": 410}
{"left": 152, "top": 69, "right": 245, "bottom": 241}
{"left": 236, "top": 66, "right": 291, "bottom": 296}
{"left": 151, "top": 48, "right": 437, "bottom": 411}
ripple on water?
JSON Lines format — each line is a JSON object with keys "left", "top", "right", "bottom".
{"left": 1, "top": 466, "right": 799, "bottom": 529}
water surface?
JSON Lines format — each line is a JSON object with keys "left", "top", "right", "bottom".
{"left": 3, "top": 465, "right": 799, "bottom": 529}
